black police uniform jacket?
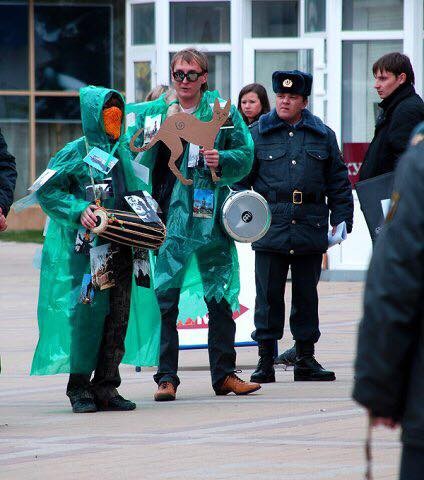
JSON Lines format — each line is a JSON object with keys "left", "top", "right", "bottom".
{"left": 0, "top": 128, "right": 17, "bottom": 217}
{"left": 359, "top": 83, "right": 424, "bottom": 181}
{"left": 353, "top": 141, "right": 424, "bottom": 448}
{"left": 236, "top": 108, "right": 353, "bottom": 255}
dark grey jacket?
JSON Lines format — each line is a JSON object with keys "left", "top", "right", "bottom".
{"left": 0, "top": 129, "right": 17, "bottom": 216}
{"left": 353, "top": 141, "right": 424, "bottom": 448}
{"left": 359, "top": 83, "right": 424, "bottom": 181}
{"left": 235, "top": 108, "right": 353, "bottom": 255}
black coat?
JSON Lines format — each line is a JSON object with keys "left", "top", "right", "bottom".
{"left": 235, "top": 108, "right": 353, "bottom": 255}
{"left": 353, "top": 141, "right": 424, "bottom": 448}
{"left": 359, "top": 83, "right": 424, "bottom": 181}
{"left": 0, "top": 129, "right": 17, "bottom": 216}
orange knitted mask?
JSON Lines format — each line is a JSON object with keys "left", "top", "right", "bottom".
{"left": 103, "top": 106, "right": 123, "bottom": 140}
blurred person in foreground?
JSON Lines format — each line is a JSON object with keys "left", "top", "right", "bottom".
{"left": 353, "top": 123, "right": 424, "bottom": 480}
{"left": 0, "top": 129, "right": 17, "bottom": 232}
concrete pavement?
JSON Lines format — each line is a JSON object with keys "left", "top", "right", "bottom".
{"left": 0, "top": 241, "right": 401, "bottom": 479}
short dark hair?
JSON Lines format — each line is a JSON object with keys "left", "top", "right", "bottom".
{"left": 372, "top": 52, "right": 415, "bottom": 85}
{"left": 237, "top": 83, "right": 271, "bottom": 124}
{"left": 170, "top": 48, "right": 209, "bottom": 92}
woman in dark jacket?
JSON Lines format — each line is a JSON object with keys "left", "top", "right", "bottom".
{"left": 237, "top": 83, "right": 270, "bottom": 125}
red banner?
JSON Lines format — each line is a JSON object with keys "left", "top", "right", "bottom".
{"left": 343, "top": 142, "right": 369, "bottom": 187}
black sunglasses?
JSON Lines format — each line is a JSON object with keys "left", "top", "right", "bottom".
{"left": 172, "top": 70, "right": 205, "bottom": 82}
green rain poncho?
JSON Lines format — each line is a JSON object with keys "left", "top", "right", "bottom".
{"left": 31, "top": 86, "right": 160, "bottom": 375}
{"left": 127, "top": 90, "right": 254, "bottom": 319}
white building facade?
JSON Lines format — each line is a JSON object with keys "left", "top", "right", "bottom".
{"left": 126, "top": 0, "right": 424, "bottom": 273}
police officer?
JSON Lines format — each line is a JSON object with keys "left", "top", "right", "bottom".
{"left": 236, "top": 70, "right": 353, "bottom": 383}
{"left": 353, "top": 126, "right": 424, "bottom": 480}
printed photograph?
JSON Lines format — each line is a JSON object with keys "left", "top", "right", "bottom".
{"left": 29, "top": 168, "right": 57, "bottom": 192}
{"left": 125, "top": 193, "right": 161, "bottom": 223}
{"left": 85, "top": 179, "right": 113, "bottom": 202}
{"left": 90, "top": 243, "right": 115, "bottom": 290}
{"left": 193, "top": 189, "right": 214, "bottom": 219}
{"left": 75, "top": 227, "right": 96, "bottom": 255}
{"left": 133, "top": 248, "right": 150, "bottom": 288}
{"left": 83, "top": 146, "right": 118, "bottom": 174}
{"left": 78, "top": 273, "right": 94, "bottom": 305}
{"left": 188, "top": 143, "right": 205, "bottom": 169}
{"left": 143, "top": 114, "right": 161, "bottom": 145}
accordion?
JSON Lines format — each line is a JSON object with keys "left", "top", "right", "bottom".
{"left": 91, "top": 208, "right": 166, "bottom": 250}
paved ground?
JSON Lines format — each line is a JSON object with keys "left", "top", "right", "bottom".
{"left": 0, "top": 242, "right": 401, "bottom": 480}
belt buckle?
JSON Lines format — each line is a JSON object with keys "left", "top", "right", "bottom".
{"left": 293, "top": 190, "right": 303, "bottom": 205}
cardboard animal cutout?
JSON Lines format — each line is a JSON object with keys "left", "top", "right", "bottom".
{"left": 130, "top": 98, "right": 231, "bottom": 185}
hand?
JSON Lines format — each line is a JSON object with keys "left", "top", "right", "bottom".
{"left": 0, "top": 208, "right": 7, "bottom": 232}
{"left": 80, "top": 204, "right": 99, "bottom": 229}
{"left": 369, "top": 411, "right": 398, "bottom": 429}
{"left": 202, "top": 148, "right": 220, "bottom": 168}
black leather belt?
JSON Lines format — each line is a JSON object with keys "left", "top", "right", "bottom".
{"left": 262, "top": 190, "right": 325, "bottom": 205}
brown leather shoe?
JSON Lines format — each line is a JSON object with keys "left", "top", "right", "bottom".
{"left": 154, "top": 382, "right": 177, "bottom": 401}
{"left": 214, "top": 373, "right": 261, "bottom": 396}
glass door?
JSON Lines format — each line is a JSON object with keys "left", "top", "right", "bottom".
{"left": 243, "top": 38, "right": 325, "bottom": 119}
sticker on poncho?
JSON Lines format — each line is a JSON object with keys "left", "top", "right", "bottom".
{"left": 79, "top": 274, "right": 95, "bottom": 304}
{"left": 125, "top": 193, "right": 161, "bottom": 223}
{"left": 75, "top": 227, "right": 96, "bottom": 255}
{"left": 133, "top": 248, "right": 150, "bottom": 288}
{"left": 85, "top": 179, "right": 113, "bottom": 202}
{"left": 188, "top": 144, "right": 206, "bottom": 169}
{"left": 29, "top": 169, "right": 57, "bottom": 191}
{"left": 209, "top": 102, "right": 234, "bottom": 129}
{"left": 193, "top": 189, "right": 214, "bottom": 219}
{"left": 144, "top": 114, "right": 161, "bottom": 145}
{"left": 90, "top": 243, "right": 116, "bottom": 290}
{"left": 83, "top": 147, "right": 118, "bottom": 174}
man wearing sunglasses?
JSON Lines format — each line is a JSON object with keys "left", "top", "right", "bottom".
{"left": 129, "top": 48, "right": 259, "bottom": 401}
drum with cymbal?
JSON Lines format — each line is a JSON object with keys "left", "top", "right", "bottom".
{"left": 91, "top": 208, "right": 166, "bottom": 250}
{"left": 221, "top": 190, "right": 271, "bottom": 243}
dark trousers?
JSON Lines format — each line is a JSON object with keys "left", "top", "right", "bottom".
{"left": 153, "top": 288, "right": 236, "bottom": 388}
{"left": 67, "top": 245, "right": 133, "bottom": 403}
{"left": 399, "top": 445, "right": 424, "bottom": 480}
{"left": 252, "top": 251, "right": 321, "bottom": 345}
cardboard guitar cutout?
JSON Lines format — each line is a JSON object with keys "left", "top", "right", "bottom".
{"left": 130, "top": 98, "right": 231, "bottom": 185}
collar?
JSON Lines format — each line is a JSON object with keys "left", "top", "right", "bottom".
{"left": 258, "top": 108, "right": 327, "bottom": 136}
{"left": 379, "top": 83, "right": 415, "bottom": 113}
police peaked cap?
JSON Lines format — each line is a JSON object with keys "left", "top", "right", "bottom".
{"left": 272, "top": 70, "right": 313, "bottom": 96}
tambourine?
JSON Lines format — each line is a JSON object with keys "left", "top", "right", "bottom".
{"left": 91, "top": 208, "right": 166, "bottom": 250}
{"left": 221, "top": 190, "right": 271, "bottom": 243}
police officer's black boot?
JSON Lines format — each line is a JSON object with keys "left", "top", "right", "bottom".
{"left": 250, "top": 340, "right": 276, "bottom": 383}
{"left": 294, "top": 342, "right": 335, "bottom": 381}
{"left": 274, "top": 344, "right": 297, "bottom": 367}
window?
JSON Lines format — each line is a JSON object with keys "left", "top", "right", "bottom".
{"left": 305, "top": 0, "right": 326, "bottom": 33}
{"left": 132, "top": 3, "right": 155, "bottom": 45}
{"left": 134, "top": 61, "right": 152, "bottom": 102}
{"left": 0, "top": 96, "right": 29, "bottom": 199}
{"left": 0, "top": 4, "right": 28, "bottom": 90}
{"left": 252, "top": 1, "right": 298, "bottom": 38}
{"left": 342, "top": 0, "right": 403, "bottom": 31}
{"left": 342, "top": 40, "right": 403, "bottom": 143}
{"left": 170, "top": 2, "right": 230, "bottom": 43}
{"left": 255, "top": 50, "right": 313, "bottom": 107}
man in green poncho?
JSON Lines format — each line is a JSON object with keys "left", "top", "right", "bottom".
{"left": 33, "top": 86, "right": 156, "bottom": 413}
{"left": 129, "top": 48, "right": 261, "bottom": 401}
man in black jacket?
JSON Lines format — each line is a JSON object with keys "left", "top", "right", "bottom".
{"left": 353, "top": 125, "right": 424, "bottom": 480}
{"left": 359, "top": 52, "right": 424, "bottom": 181}
{"left": 0, "top": 129, "right": 17, "bottom": 231}
{"left": 236, "top": 70, "right": 353, "bottom": 383}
